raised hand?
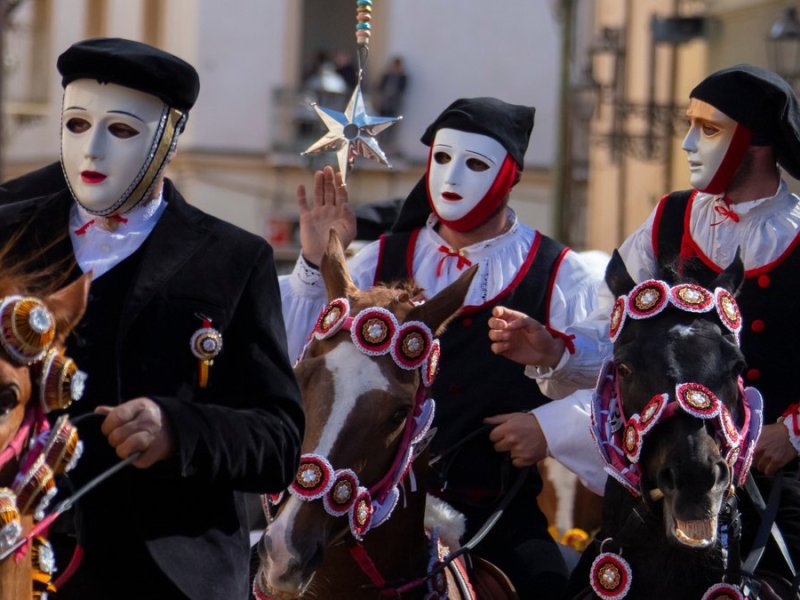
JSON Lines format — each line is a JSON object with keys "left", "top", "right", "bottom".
{"left": 488, "top": 305, "right": 565, "bottom": 369}
{"left": 297, "top": 165, "right": 356, "bottom": 266}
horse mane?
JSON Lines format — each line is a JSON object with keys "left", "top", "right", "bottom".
{"left": 0, "top": 226, "right": 73, "bottom": 298}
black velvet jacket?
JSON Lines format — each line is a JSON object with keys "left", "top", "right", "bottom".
{"left": 0, "top": 180, "right": 303, "bottom": 599}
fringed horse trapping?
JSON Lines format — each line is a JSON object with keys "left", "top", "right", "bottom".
{"left": 0, "top": 268, "right": 90, "bottom": 600}
{"left": 573, "top": 250, "right": 781, "bottom": 600}
{"left": 254, "top": 231, "right": 513, "bottom": 600}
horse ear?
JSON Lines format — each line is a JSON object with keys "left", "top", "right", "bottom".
{"left": 45, "top": 272, "right": 92, "bottom": 345}
{"left": 405, "top": 265, "right": 478, "bottom": 336}
{"left": 605, "top": 249, "right": 636, "bottom": 297}
{"left": 320, "top": 229, "right": 358, "bottom": 302}
{"left": 711, "top": 247, "right": 744, "bottom": 295}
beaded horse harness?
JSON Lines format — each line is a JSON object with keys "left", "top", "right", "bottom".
{"left": 0, "top": 295, "right": 86, "bottom": 596}
{"left": 589, "top": 280, "right": 764, "bottom": 600}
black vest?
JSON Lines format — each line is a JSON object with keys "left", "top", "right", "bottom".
{"left": 376, "top": 229, "right": 567, "bottom": 501}
{"left": 654, "top": 190, "right": 800, "bottom": 423}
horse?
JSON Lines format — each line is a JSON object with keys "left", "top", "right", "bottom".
{"left": 0, "top": 247, "right": 89, "bottom": 600}
{"left": 254, "top": 232, "right": 515, "bottom": 600}
{"left": 570, "top": 250, "right": 791, "bottom": 599}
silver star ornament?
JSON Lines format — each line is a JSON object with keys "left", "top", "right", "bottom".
{"left": 302, "top": 82, "right": 402, "bottom": 184}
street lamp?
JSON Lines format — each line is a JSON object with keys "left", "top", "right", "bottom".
{"left": 767, "top": 7, "right": 800, "bottom": 87}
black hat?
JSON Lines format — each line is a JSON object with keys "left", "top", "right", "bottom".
{"left": 690, "top": 64, "right": 800, "bottom": 179}
{"left": 420, "top": 97, "right": 535, "bottom": 169}
{"left": 57, "top": 37, "right": 200, "bottom": 111}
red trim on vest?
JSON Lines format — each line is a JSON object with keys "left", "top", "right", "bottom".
{"left": 458, "top": 230, "right": 542, "bottom": 315}
{"left": 702, "top": 124, "right": 753, "bottom": 195}
{"left": 651, "top": 193, "right": 672, "bottom": 261}
{"left": 406, "top": 228, "right": 422, "bottom": 279}
{"left": 426, "top": 150, "right": 519, "bottom": 233}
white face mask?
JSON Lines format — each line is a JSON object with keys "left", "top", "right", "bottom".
{"left": 427, "top": 129, "right": 507, "bottom": 223}
{"left": 681, "top": 99, "right": 740, "bottom": 193}
{"left": 61, "top": 79, "right": 167, "bottom": 215}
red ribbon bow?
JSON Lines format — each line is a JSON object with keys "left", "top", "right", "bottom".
{"left": 711, "top": 199, "right": 740, "bottom": 226}
{"left": 436, "top": 245, "right": 473, "bottom": 277}
{"left": 74, "top": 214, "right": 129, "bottom": 235}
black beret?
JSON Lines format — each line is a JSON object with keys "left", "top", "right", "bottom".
{"left": 57, "top": 37, "right": 200, "bottom": 111}
{"left": 420, "top": 97, "right": 535, "bottom": 169}
{"left": 690, "top": 64, "right": 800, "bottom": 180}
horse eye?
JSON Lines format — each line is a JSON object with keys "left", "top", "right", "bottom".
{"left": 390, "top": 406, "right": 410, "bottom": 425}
{"left": 617, "top": 363, "right": 632, "bottom": 379}
{"left": 0, "top": 386, "right": 20, "bottom": 415}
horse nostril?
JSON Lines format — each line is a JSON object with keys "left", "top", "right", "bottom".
{"left": 714, "top": 458, "right": 731, "bottom": 489}
{"left": 657, "top": 465, "right": 678, "bottom": 493}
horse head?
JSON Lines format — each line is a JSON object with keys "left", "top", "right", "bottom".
{"left": 256, "top": 231, "right": 475, "bottom": 599}
{"left": 596, "top": 249, "right": 760, "bottom": 551}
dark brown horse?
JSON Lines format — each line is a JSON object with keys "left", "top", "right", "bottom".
{"left": 0, "top": 249, "right": 89, "bottom": 600}
{"left": 570, "top": 251, "right": 786, "bottom": 599}
{"left": 254, "top": 232, "right": 513, "bottom": 599}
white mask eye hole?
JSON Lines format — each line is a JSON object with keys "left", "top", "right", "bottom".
{"left": 433, "top": 151, "right": 451, "bottom": 165}
{"left": 466, "top": 157, "right": 491, "bottom": 172}
{"left": 701, "top": 123, "right": 720, "bottom": 137}
{"left": 65, "top": 117, "right": 91, "bottom": 134}
{"left": 108, "top": 122, "right": 140, "bottom": 139}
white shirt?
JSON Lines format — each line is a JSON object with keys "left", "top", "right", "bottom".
{"left": 547, "top": 180, "right": 800, "bottom": 402}
{"left": 280, "top": 208, "right": 610, "bottom": 493}
{"left": 69, "top": 194, "right": 166, "bottom": 279}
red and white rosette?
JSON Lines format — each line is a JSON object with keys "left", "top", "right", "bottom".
{"left": 351, "top": 307, "right": 397, "bottom": 356}
{"left": 314, "top": 297, "right": 350, "bottom": 340}
{"left": 714, "top": 288, "right": 742, "bottom": 335}
{"left": 290, "top": 454, "right": 334, "bottom": 501}
{"left": 637, "top": 393, "right": 668, "bottom": 435}
{"left": 676, "top": 382, "right": 720, "bottom": 419}
{"left": 590, "top": 552, "right": 633, "bottom": 599}
{"left": 627, "top": 280, "right": 669, "bottom": 320}
{"left": 392, "top": 320, "right": 433, "bottom": 370}
{"left": 718, "top": 406, "right": 741, "bottom": 448}
{"left": 622, "top": 419, "right": 642, "bottom": 464}
{"left": 609, "top": 296, "right": 627, "bottom": 342}
{"left": 422, "top": 339, "right": 441, "bottom": 388}
{"left": 701, "top": 582, "right": 744, "bottom": 600}
{"left": 669, "top": 283, "right": 714, "bottom": 313}
{"left": 737, "top": 439, "right": 757, "bottom": 487}
{"left": 323, "top": 469, "right": 359, "bottom": 517}
{"left": 349, "top": 487, "right": 373, "bottom": 539}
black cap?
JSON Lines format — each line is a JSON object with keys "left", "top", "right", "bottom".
{"left": 57, "top": 37, "right": 200, "bottom": 111}
{"left": 419, "top": 97, "right": 535, "bottom": 169}
{"left": 690, "top": 64, "right": 800, "bottom": 179}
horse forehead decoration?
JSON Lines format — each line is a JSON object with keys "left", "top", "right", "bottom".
{"left": 593, "top": 279, "right": 761, "bottom": 497}
{"left": 280, "top": 296, "right": 439, "bottom": 539}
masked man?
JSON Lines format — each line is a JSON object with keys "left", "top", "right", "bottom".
{"left": 280, "top": 97, "right": 605, "bottom": 597}
{"left": 0, "top": 38, "right": 303, "bottom": 599}
{"left": 491, "top": 64, "right": 800, "bottom": 585}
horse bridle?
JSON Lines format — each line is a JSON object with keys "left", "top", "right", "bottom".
{"left": 266, "top": 297, "right": 440, "bottom": 539}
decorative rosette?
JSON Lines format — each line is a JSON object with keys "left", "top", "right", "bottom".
{"left": 622, "top": 419, "right": 642, "bottom": 464}
{"left": 323, "top": 468, "right": 359, "bottom": 517}
{"left": 725, "top": 445, "right": 741, "bottom": 474}
{"left": 261, "top": 491, "right": 284, "bottom": 522}
{"left": 676, "top": 382, "right": 720, "bottom": 419}
{"left": 422, "top": 339, "right": 441, "bottom": 388}
{"left": 290, "top": 454, "right": 334, "bottom": 501}
{"left": 714, "top": 288, "right": 742, "bottom": 335}
{"left": 0, "top": 295, "right": 56, "bottom": 365}
{"left": 349, "top": 487, "right": 373, "bottom": 539}
{"left": 718, "top": 406, "right": 740, "bottom": 448}
{"left": 626, "top": 280, "right": 669, "bottom": 320}
{"left": 609, "top": 296, "right": 627, "bottom": 342}
{"left": 31, "top": 535, "right": 58, "bottom": 599}
{"left": 351, "top": 307, "right": 397, "bottom": 356}
{"left": 637, "top": 393, "right": 668, "bottom": 435}
{"left": 590, "top": 551, "right": 633, "bottom": 599}
{"left": 41, "top": 414, "right": 83, "bottom": 474}
{"left": 314, "top": 298, "right": 350, "bottom": 340}
{"left": 0, "top": 488, "right": 22, "bottom": 553}
{"left": 391, "top": 320, "right": 433, "bottom": 370}
{"left": 669, "top": 283, "right": 714, "bottom": 313}
{"left": 190, "top": 326, "right": 223, "bottom": 361}
{"left": 737, "top": 439, "right": 757, "bottom": 487}
{"left": 700, "top": 582, "right": 744, "bottom": 600}
{"left": 12, "top": 454, "right": 56, "bottom": 520}
{"left": 39, "top": 347, "right": 86, "bottom": 413}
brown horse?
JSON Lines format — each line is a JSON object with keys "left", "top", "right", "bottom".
{"left": 0, "top": 249, "right": 89, "bottom": 600}
{"left": 254, "top": 232, "right": 514, "bottom": 600}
